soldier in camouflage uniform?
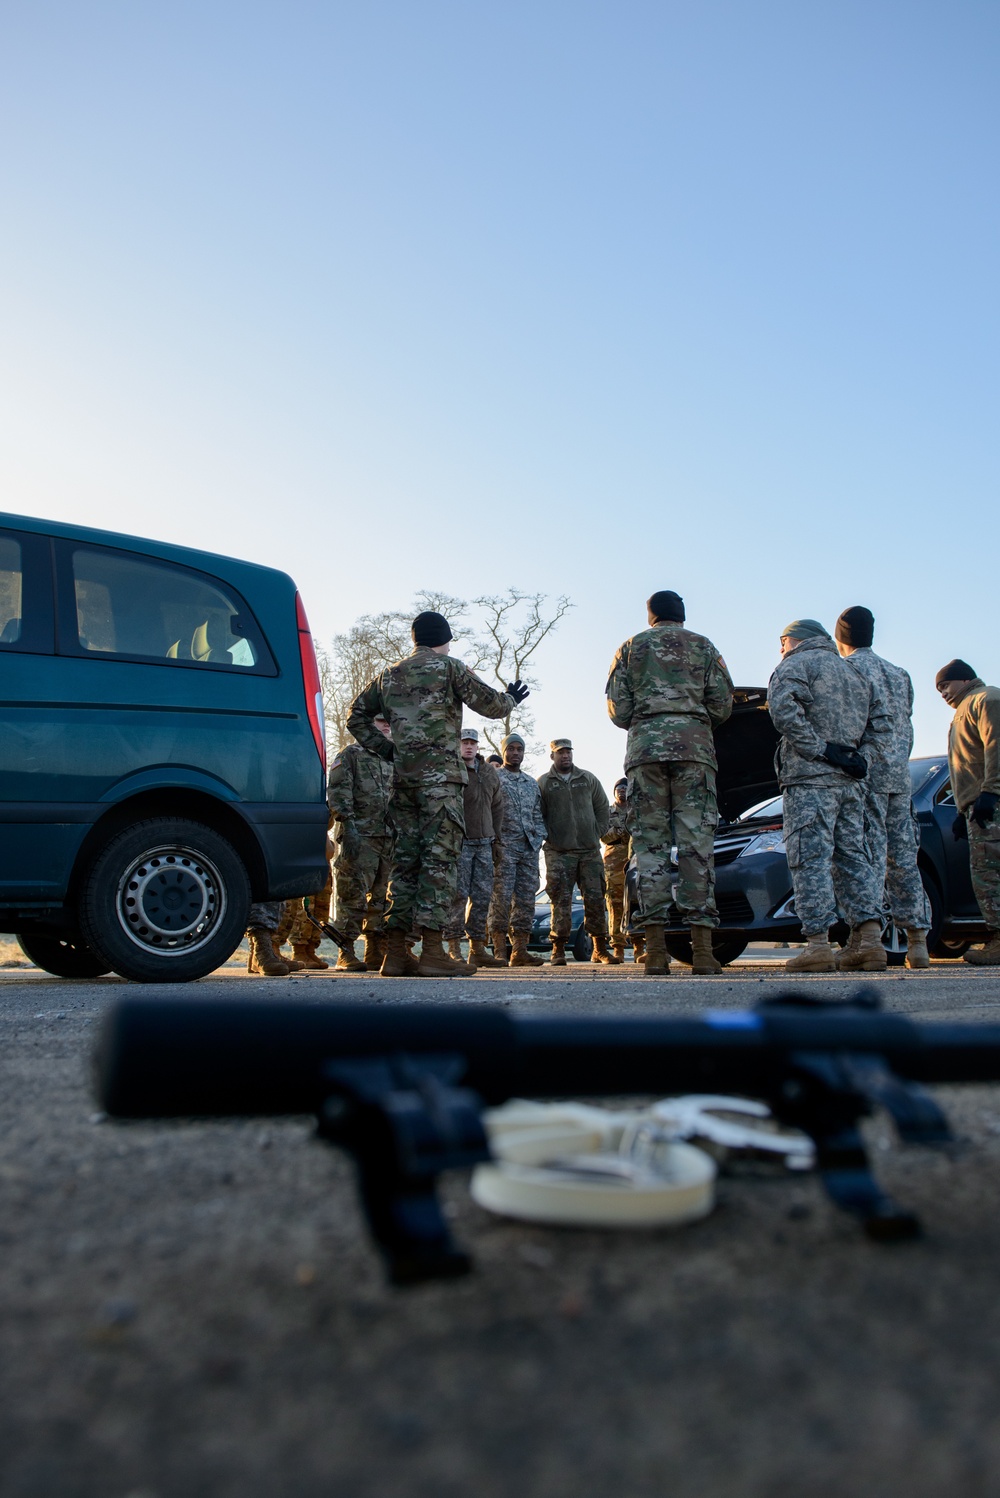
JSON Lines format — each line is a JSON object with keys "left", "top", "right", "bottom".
{"left": 768, "top": 618, "right": 890, "bottom": 973}
{"left": 444, "top": 727, "right": 505, "bottom": 966}
{"left": 488, "top": 733, "right": 548, "bottom": 966}
{"left": 606, "top": 590, "right": 734, "bottom": 977}
{"left": 602, "top": 778, "right": 632, "bottom": 960}
{"left": 347, "top": 611, "right": 523, "bottom": 977}
{"left": 835, "top": 606, "right": 931, "bottom": 970}
{"left": 246, "top": 901, "right": 305, "bottom": 977}
{"left": 538, "top": 739, "right": 617, "bottom": 965}
{"left": 327, "top": 714, "right": 396, "bottom": 971}
{"left": 274, "top": 865, "right": 334, "bottom": 971}
{"left": 937, "top": 659, "right": 1000, "bottom": 966}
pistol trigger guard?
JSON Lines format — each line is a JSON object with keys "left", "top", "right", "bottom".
{"left": 315, "top": 1053, "right": 491, "bottom": 1287}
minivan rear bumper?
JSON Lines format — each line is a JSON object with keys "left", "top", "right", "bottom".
{"left": 237, "top": 802, "right": 330, "bottom": 899}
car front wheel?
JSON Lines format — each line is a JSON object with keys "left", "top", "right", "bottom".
{"left": 663, "top": 933, "right": 749, "bottom": 967}
{"left": 79, "top": 818, "right": 251, "bottom": 983}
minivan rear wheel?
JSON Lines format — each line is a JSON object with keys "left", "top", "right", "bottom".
{"left": 664, "top": 933, "right": 749, "bottom": 967}
{"left": 80, "top": 818, "right": 251, "bottom": 983}
{"left": 16, "top": 932, "right": 112, "bottom": 978}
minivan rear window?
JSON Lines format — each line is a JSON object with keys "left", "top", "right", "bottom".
{"left": 63, "top": 546, "right": 274, "bottom": 673}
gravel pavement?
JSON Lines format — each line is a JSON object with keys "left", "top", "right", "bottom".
{"left": 4, "top": 957, "right": 1000, "bottom": 1497}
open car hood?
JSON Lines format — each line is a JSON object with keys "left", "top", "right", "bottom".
{"left": 713, "top": 688, "right": 780, "bottom": 823}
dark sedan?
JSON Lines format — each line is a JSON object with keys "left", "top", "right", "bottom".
{"left": 626, "top": 689, "right": 984, "bottom": 967}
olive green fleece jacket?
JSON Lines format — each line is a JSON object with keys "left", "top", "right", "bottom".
{"left": 947, "top": 679, "right": 1000, "bottom": 812}
{"left": 537, "top": 765, "right": 610, "bottom": 854}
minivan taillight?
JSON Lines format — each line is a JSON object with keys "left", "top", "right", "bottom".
{"left": 295, "top": 592, "right": 327, "bottom": 775}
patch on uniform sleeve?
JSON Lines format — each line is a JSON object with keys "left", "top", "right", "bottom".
{"left": 331, "top": 753, "right": 342, "bottom": 768}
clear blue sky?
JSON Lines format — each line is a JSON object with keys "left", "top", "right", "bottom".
{"left": 1, "top": 2, "right": 996, "bottom": 787}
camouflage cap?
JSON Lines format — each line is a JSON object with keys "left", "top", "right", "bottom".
{"left": 549, "top": 738, "right": 572, "bottom": 751}
{"left": 460, "top": 726, "right": 479, "bottom": 741}
{"left": 501, "top": 733, "right": 525, "bottom": 749}
{"left": 780, "top": 618, "right": 829, "bottom": 641}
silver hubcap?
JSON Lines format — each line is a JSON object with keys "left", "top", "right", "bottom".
{"left": 116, "top": 845, "right": 226, "bottom": 956}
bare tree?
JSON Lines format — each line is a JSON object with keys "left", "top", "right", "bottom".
{"left": 321, "top": 589, "right": 572, "bottom": 756}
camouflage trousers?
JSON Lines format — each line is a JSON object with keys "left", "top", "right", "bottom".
{"left": 544, "top": 848, "right": 608, "bottom": 940}
{"left": 276, "top": 873, "right": 333, "bottom": 952}
{"left": 247, "top": 901, "right": 282, "bottom": 933}
{"left": 385, "top": 784, "right": 465, "bottom": 933}
{"left": 627, "top": 761, "right": 719, "bottom": 926}
{"left": 334, "top": 834, "right": 394, "bottom": 940}
{"left": 444, "top": 838, "right": 496, "bottom": 940}
{"left": 863, "top": 789, "right": 931, "bottom": 930}
{"left": 488, "top": 834, "right": 541, "bottom": 936}
{"left": 969, "top": 815, "right": 1000, "bottom": 930}
{"left": 783, "top": 781, "right": 881, "bottom": 936}
{"left": 605, "top": 865, "right": 626, "bottom": 945}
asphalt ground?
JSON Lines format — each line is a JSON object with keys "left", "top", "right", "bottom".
{"left": 4, "top": 956, "right": 1000, "bottom": 1497}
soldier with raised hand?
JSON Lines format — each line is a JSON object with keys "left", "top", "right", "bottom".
{"left": 835, "top": 606, "right": 931, "bottom": 970}
{"left": 443, "top": 727, "right": 505, "bottom": 968}
{"left": 937, "top": 658, "right": 1000, "bottom": 966}
{"left": 327, "top": 713, "right": 396, "bottom": 972}
{"left": 488, "top": 733, "right": 548, "bottom": 966}
{"left": 606, "top": 590, "right": 734, "bottom": 977}
{"left": 768, "top": 618, "right": 890, "bottom": 973}
{"left": 347, "top": 611, "right": 525, "bottom": 978}
{"left": 538, "top": 739, "right": 617, "bottom": 965}
{"left": 602, "top": 777, "right": 634, "bottom": 962}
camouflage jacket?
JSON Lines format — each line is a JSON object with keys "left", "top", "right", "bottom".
{"left": 605, "top": 622, "right": 734, "bottom": 771}
{"left": 843, "top": 647, "right": 915, "bottom": 795}
{"left": 496, "top": 767, "right": 547, "bottom": 852}
{"left": 347, "top": 649, "right": 514, "bottom": 788}
{"left": 327, "top": 743, "right": 395, "bottom": 840}
{"left": 947, "top": 679, "right": 1000, "bottom": 812}
{"left": 768, "top": 636, "right": 891, "bottom": 788}
{"left": 601, "top": 802, "right": 631, "bottom": 874}
{"left": 537, "top": 765, "right": 610, "bottom": 853}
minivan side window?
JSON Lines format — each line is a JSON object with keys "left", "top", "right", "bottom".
{"left": 0, "top": 528, "right": 55, "bottom": 655}
{"left": 57, "top": 545, "right": 275, "bottom": 674}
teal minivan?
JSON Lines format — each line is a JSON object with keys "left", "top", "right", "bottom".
{"left": 0, "top": 512, "right": 330, "bottom": 982}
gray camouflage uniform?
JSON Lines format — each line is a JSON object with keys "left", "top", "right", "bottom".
{"left": 768, "top": 636, "right": 891, "bottom": 936}
{"left": 327, "top": 742, "right": 396, "bottom": 940}
{"left": 488, "top": 767, "right": 547, "bottom": 937}
{"left": 844, "top": 647, "right": 930, "bottom": 931}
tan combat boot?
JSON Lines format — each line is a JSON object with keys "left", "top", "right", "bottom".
{"left": 490, "top": 929, "right": 510, "bottom": 966}
{"left": 690, "top": 925, "right": 722, "bottom": 975}
{"left": 418, "top": 929, "right": 475, "bottom": 977}
{"left": 613, "top": 943, "right": 626, "bottom": 962}
{"left": 363, "top": 932, "right": 385, "bottom": 971}
{"left": 590, "top": 935, "right": 622, "bottom": 965}
{"left": 380, "top": 929, "right": 419, "bottom": 977}
{"left": 549, "top": 937, "right": 567, "bottom": 967}
{"left": 292, "top": 943, "right": 329, "bottom": 971}
{"left": 642, "top": 924, "right": 670, "bottom": 976}
{"left": 444, "top": 938, "right": 467, "bottom": 963}
{"left": 784, "top": 934, "right": 837, "bottom": 973}
{"left": 905, "top": 930, "right": 931, "bottom": 969}
{"left": 470, "top": 938, "right": 502, "bottom": 968}
{"left": 335, "top": 942, "right": 366, "bottom": 972}
{"left": 632, "top": 935, "right": 646, "bottom": 963}
{"left": 964, "top": 932, "right": 1000, "bottom": 966}
{"left": 837, "top": 920, "right": 887, "bottom": 972}
{"left": 247, "top": 931, "right": 290, "bottom": 976}
{"left": 510, "top": 934, "right": 544, "bottom": 967}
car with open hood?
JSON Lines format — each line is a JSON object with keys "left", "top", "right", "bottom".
{"left": 625, "top": 688, "right": 984, "bottom": 966}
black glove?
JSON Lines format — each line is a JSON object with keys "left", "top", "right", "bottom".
{"left": 492, "top": 841, "right": 504, "bottom": 867}
{"left": 506, "top": 679, "right": 530, "bottom": 705}
{"left": 952, "top": 813, "right": 968, "bottom": 842}
{"left": 970, "top": 792, "right": 999, "bottom": 829}
{"left": 822, "top": 742, "right": 867, "bottom": 780}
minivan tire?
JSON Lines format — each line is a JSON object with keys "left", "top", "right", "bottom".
{"left": 79, "top": 818, "right": 252, "bottom": 983}
{"left": 16, "top": 932, "right": 112, "bottom": 978}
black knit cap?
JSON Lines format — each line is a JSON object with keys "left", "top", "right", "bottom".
{"left": 936, "top": 658, "right": 977, "bottom": 688}
{"left": 835, "top": 606, "right": 875, "bottom": 648}
{"left": 411, "top": 611, "right": 453, "bottom": 647}
{"left": 647, "top": 590, "right": 685, "bottom": 624}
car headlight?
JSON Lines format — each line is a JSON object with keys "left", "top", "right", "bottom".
{"left": 740, "top": 829, "right": 785, "bottom": 857}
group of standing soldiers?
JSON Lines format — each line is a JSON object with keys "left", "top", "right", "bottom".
{"left": 245, "top": 590, "right": 1000, "bottom": 978}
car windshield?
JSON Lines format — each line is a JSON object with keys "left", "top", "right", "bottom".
{"left": 910, "top": 759, "right": 945, "bottom": 793}
{"left": 740, "top": 796, "right": 783, "bottom": 822}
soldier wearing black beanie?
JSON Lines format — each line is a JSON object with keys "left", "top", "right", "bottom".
{"left": 411, "top": 611, "right": 453, "bottom": 648}
{"left": 646, "top": 590, "right": 685, "bottom": 625}
{"left": 835, "top": 606, "right": 874, "bottom": 649}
